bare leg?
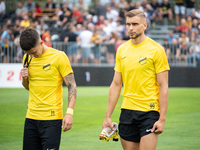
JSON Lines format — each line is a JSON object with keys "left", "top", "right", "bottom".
{"left": 120, "top": 137, "right": 139, "bottom": 150}
{"left": 68, "top": 55, "right": 72, "bottom": 63}
{"left": 139, "top": 133, "right": 159, "bottom": 150}
{"left": 73, "top": 54, "right": 78, "bottom": 64}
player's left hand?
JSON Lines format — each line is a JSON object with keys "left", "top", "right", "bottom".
{"left": 151, "top": 119, "right": 165, "bottom": 134}
{"left": 62, "top": 114, "right": 73, "bottom": 132}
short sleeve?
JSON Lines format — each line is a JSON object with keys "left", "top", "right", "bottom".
{"left": 154, "top": 47, "right": 170, "bottom": 74}
{"left": 1, "top": 31, "right": 7, "bottom": 39}
{"left": 57, "top": 52, "right": 73, "bottom": 77}
{"left": 114, "top": 46, "right": 122, "bottom": 72}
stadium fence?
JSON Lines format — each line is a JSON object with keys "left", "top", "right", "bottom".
{"left": 0, "top": 41, "right": 199, "bottom": 67}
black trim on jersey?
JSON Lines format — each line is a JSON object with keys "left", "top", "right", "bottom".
{"left": 23, "top": 53, "right": 32, "bottom": 68}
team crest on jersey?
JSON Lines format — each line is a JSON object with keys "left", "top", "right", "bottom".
{"left": 120, "top": 56, "right": 126, "bottom": 60}
{"left": 139, "top": 57, "right": 147, "bottom": 65}
{"left": 43, "top": 64, "right": 51, "bottom": 71}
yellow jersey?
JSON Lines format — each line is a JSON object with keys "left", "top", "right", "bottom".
{"left": 115, "top": 37, "right": 170, "bottom": 113}
{"left": 23, "top": 48, "right": 73, "bottom": 120}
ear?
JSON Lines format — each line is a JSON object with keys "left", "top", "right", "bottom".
{"left": 143, "top": 22, "right": 148, "bottom": 30}
{"left": 39, "top": 39, "right": 44, "bottom": 45}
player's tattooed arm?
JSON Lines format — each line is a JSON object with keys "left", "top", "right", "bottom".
{"left": 64, "top": 73, "right": 77, "bottom": 107}
{"left": 62, "top": 73, "right": 76, "bottom": 132}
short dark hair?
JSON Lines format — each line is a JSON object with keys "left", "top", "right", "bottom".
{"left": 20, "top": 27, "right": 39, "bottom": 51}
{"left": 125, "top": 9, "right": 146, "bottom": 20}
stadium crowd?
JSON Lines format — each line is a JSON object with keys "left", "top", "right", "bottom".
{"left": 0, "top": 0, "right": 200, "bottom": 66}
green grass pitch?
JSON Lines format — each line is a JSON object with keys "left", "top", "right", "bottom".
{"left": 0, "top": 87, "right": 200, "bottom": 149}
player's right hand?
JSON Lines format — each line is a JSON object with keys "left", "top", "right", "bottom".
{"left": 102, "top": 117, "right": 114, "bottom": 130}
{"left": 21, "top": 64, "right": 29, "bottom": 80}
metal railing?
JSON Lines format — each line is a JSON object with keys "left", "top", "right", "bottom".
{"left": 0, "top": 41, "right": 199, "bottom": 67}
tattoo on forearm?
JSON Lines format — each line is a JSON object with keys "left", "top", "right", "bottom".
{"left": 64, "top": 73, "right": 77, "bottom": 105}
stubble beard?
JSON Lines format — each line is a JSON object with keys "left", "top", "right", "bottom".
{"left": 129, "top": 32, "right": 142, "bottom": 39}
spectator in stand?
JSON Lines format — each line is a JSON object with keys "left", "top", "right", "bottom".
{"left": 37, "top": 19, "right": 49, "bottom": 35}
{"left": 135, "top": 1, "right": 144, "bottom": 11}
{"left": 62, "top": 1, "right": 72, "bottom": 21}
{"left": 150, "top": 0, "right": 161, "bottom": 24}
{"left": 185, "top": 0, "right": 195, "bottom": 17}
{"left": 191, "top": 12, "right": 197, "bottom": 21}
{"left": 45, "top": 0, "right": 56, "bottom": 9}
{"left": 103, "top": 20, "right": 113, "bottom": 37}
{"left": 72, "top": 6, "right": 83, "bottom": 25}
{"left": 32, "top": 3, "right": 42, "bottom": 19}
{"left": 97, "top": 24, "right": 107, "bottom": 41}
{"left": 0, "top": 0, "right": 5, "bottom": 17}
{"left": 107, "top": 18, "right": 117, "bottom": 30}
{"left": 14, "top": 19, "right": 21, "bottom": 30}
{"left": 16, "top": 2, "right": 28, "bottom": 20}
{"left": 1, "top": 26, "right": 14, "bottom": 63}
{"left": 195, "top": 6, "right": 200, "bottom": 19}
{"left": 106, "top": 5, "right": 119, "bottom": 21}
{"left": 173, "top": 24, "right": 181, "bottom": 34}
{"left": 187, "top": 38, "right": 200, "bottom": 67}
{"left": 166, "top": 30, "right": 178, "bottom": 43}
{"left": 118, "top": 0, "right": 126, "bottom": 9}
{"left": 44, "top": 0, "right": 56, "bottom": 16}
{"left": 52, "top": 6, "right": 63, "bottom": 21}
{"left": 86, "top": 14, "right": 94, "bottom": 25}
{"left": 96, "top": 15, "right": 106, "bottom": 26}
{"left": 122, "top": 29, "right": 130, "bottom": 41}
{"left": 160, "top": 0, "right": 173, "bottom": 23}
{"left": 127, "top": 1, "right": 135, "bottom": 11}
{"left": 113, "top": 20, "right": 124, "bottom": 37}
{"left": 13, "top": 31, "right": 23, "bottom": 63}
{"left": 115, "top": 35, "right": 123, "bottom": 51}
{"left": 192, "top": 18, "right": 199, "bottom": 31}
{"left": 186, "top": 15, "right": 193, "bottom": 27}
{"left": 187, "top": 22, "right": 193, "bottom": 37}
{"left": 60, "top": 22, "right": 70, "bottom": 41}
{"left": 105, "top": 31, "right": 117, "bottom": 64}
{"left": 75, "top": 0, "right": 88, "bottom": 17}
{"left": 179, "top": 42, "right": 190, "bottom": 61}
{"left": 24, "top": 0, "right": 35, "bottom": 12}
{"left": 165, "top": 38, "right": 180, "bottom": 61}
{"left": 20, "top": 15, "right": 30, "bottom": 28}
{"left": 5, "top": 19, "right": 12, "bottom": 27}
{"left": 145, "top": 4, "right": 157, "bottom": 26}
{"left": 34, "top": 20, "right": 40, "bottom": 33}
{"left": 42, "top": 28, "right": 52, "bottom": 47}
{"left": 141, "top": 0, "right": 148, "bottom": 10}
{"left": 179, "top": 32, "right": 190, "bottom": 44}
{"left": 90, "top": 30, "right": 102, "bottom": 64}
{"left": 79, "top": 23, "right": 93, "bottom": 63}
{"left": 109, "top": 0, "right": 116, "bottom": 8}
{"left": 191, "top": 29, "right": 200, "bottom": 40}
{"left": 64, "top": 26, "right": 79, "bottom": 64}
{"left": 74, "top": 24, "right": 83, "bottom": 35}
{"left": 13, "top": 24, "right": 21, "bottom": 37}
{"left": 179, "top": 18, "right": 188, "bottom": 33}
{"left": 150, "top": 0, "right": 160, "bottom": 12}
{"left": 94, "top": 0, "right": 106, "bottom": 19}
{"left": 174, "top": 0, "right": 186, "bottom": 25}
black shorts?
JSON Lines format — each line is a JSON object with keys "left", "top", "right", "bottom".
{"left": 23, "top": 118, "right": 62, "bottom": 150}
{"left": 119, "top": 109, "right": 159, "bottom": 142}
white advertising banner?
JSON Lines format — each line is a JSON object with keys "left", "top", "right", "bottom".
{"left": 0, "top": 64, "right": 23, "bottom": 88}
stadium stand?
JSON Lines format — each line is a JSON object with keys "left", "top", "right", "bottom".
{"left": 0, "top": 0, "right": 200, "bottom": 67}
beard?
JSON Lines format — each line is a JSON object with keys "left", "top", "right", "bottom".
{"left": 129, "top": 32, "right": 142, "bottom": 39}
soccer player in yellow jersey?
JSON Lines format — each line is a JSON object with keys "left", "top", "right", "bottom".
{"left": 102, "top": 9, "right": 170, "bottom": 150}
{"left": 20, "top": 28, "right": 77, "bottom": 150}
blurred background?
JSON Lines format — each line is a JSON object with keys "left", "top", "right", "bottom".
{"left": 0, "top": 0, "right": 200, "bottom": 87}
